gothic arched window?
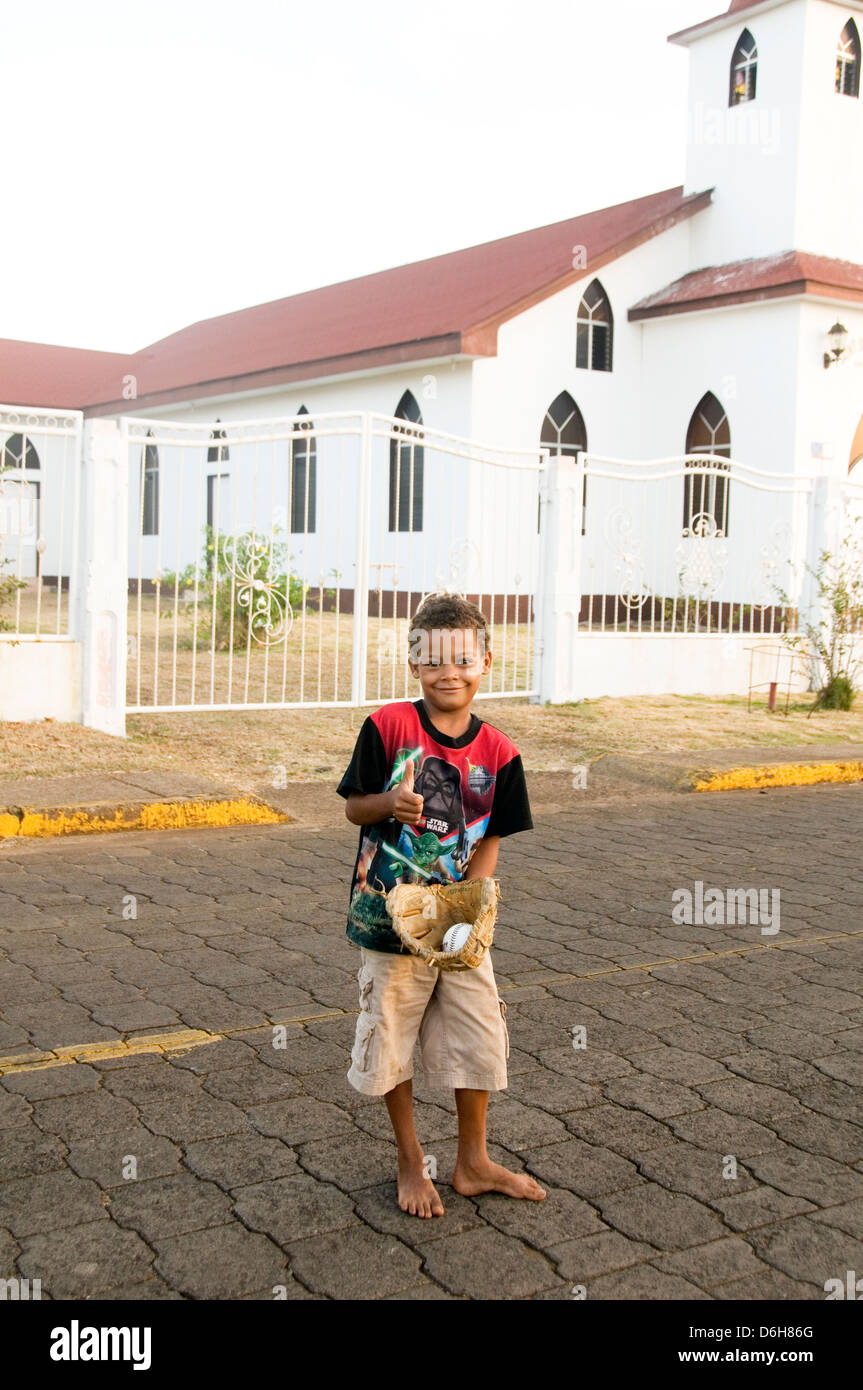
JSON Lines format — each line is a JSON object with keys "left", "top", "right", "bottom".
{"left": 207, "top": 420, "right": 229, "bottom": 465}
{"left": 730, "top": 29, "right": 758, "bottom": 105}
{"left": 684, "top": 392, "right": 731, "bottom": 535}
{"left": 540, "top": 391, "right": 588, "bottom": 534}
{"left": 389, "top": 390, "right": 423, "bottom": 533}
{"left": 576, "top": 280, "right": 613, "bottom": 372}
{"left": 141, "top": 430, "right": 159, "bottom": 536}
{"left": 836, "top": 20, "right": 860, "bottom": 96}
{"left": 290, "top": 406, "right": 317, "bottom": 533}
{"left": 1, "top": 433, "right": 40, "bottom": 470}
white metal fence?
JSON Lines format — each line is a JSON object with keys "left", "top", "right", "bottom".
{"left": 573, "top": 452, "right": 816, "bottom": 636}
{"left": 0, "top": 404, "right": 82, "bottom": 639}
{"left": 4, "top": 397, "right": 863, "bottom": 731}
{"left": 123, "top": 411, "right": 543, "bottom": 712}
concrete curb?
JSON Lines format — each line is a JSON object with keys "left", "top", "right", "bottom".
{"left": 0, "top": 796, "right": 291, "bottom": 838}
{"left": 689, "top": 759, "right": 863, "bottom": 792}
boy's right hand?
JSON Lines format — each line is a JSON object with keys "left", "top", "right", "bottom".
{"left": 391, "top": 758, "right": 424, "bottom": 825}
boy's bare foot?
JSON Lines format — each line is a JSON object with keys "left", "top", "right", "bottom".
{"left": 452, "top": 1157, "right": 547, "bottom": 1201}
{"left": 397, "top": 1150, "right": 445, "bottom": 1218}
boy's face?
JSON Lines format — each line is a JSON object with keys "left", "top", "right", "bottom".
{"left": 407, "top": 626, "right": 493, "bottom": 710}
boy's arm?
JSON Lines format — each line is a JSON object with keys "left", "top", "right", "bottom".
{"left": 344, "top": 789, "right": 395, "bottom": 826}
{"left": 464, "top": 834, "right": 500, "bottom": 878}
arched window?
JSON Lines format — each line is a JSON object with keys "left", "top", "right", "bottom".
{"left": 389, "top": 390, "right": 423, "bottom": 532}
{"left": 207, "top": 420, "right": 229, "bottom": 465}
{"left": 290, "top": 406, "right": 317, "bottom": 533}
{"left": 540, "top": 391, "right": 588, "bottom": 534}
{"left": 836, "top": 20, "right": 860, "bottom": 96}
{"left": 141, "top": 430, "right": 159, "bottom": 536}
{"left": 576, "top": 280, "right": 613, "bottom": 371}
{"left": 684, "top": 392, "right": 731, "bottom": 535}
{"left": 729, "top": 29, "right": 757, "bottom": 105}
{"left": 1, "top": 433, "right": 40, "bottom": 470}
{"left": 1, "top": 434, "right": 41, "bottom": 575}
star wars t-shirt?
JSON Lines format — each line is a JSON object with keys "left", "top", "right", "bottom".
{"left": 336, "top": 699, "right": 533, "bottom": 953}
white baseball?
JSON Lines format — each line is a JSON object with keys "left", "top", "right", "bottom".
{"left": 442, "top": 922, "right": 472, "bottom": 953}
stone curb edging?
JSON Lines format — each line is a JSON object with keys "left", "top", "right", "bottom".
{"left": 0, "top": 797, "right": 291, "bottom": 838}
{"left": 689, "top": 760, "right": 863, "bottom": 792}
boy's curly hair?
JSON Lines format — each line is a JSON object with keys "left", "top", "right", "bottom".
{"left": 408, "top": 592, "right": 489, "bottom": 662}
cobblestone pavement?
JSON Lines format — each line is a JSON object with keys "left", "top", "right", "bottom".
{"left": 1, "top": 784, "right": 862, "bottom": 1300}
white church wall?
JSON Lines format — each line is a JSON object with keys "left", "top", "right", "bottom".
{"left": 796, "top": 298, "right": 863, "bottom": 477}
{"left": 681, "top": 0, "right": 808, "bottom": 267}
{"left": 123, "top": 360, "right": 476, "bottom": 596}
{"left": 796, "top": 0, "right": 863, "bottom": 264}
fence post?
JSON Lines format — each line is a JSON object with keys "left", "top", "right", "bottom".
{"left": 799, "top": 474, "right": 846, "bottom": 689}
{"left": 78, "top": 418, "right": 128, "bottom": 736}
{"left": 536, "top": 451, "right": 583, "bottom": 703}
{"left": 351, "top": 413, "right": 372, "bottom": 707}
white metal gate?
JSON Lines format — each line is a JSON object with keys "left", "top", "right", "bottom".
{"left": 123, "top": 411, "right": 544, "bottom": 712}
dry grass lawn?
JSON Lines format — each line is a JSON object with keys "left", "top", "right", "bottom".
{"left": 2, "top": 692, "right": 863, "bottom": 792}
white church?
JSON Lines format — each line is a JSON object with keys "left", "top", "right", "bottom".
{"left": 2, "top": 0, "right": 863, "bottom": 721}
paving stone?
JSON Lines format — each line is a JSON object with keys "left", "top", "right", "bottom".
{"left": 505, "top": 1068, "right": 602, "bottom": 1113}
{"left": 31, "top": 1091, "right": 140, "bottom": 1143}
{"left": 652, "top": 1236, "right": 767, "bottom": 1288}
{"left": 602, "top": 1074, "right": 705, "bottom": 1119}
{"left": 154, "top": 1223, "right": 289, "bottom": 1298}
{"left": 0, "top": 1171, "right": 108, "bottom": 1236}
{"left": 416, "top": 1227, "right": 562, "bottom": 1299}
{"left": 561, "top": 1104, "right": 675, "bottom": 1158}
{"left": 65, "top": 1128, "right": 184, "bottom": 1186}
{"left": 810, "top": 1198, "right": 863, "bottom": 1240}
{"left": 352, "top": 1182, "right": 483, "bottom": 1244}
{"left": 747, "top": 1149, "right": 863, "bottom": 1204}
{"left": 287, "top": 1224, "right": 424, "bottom": 1299}
{"left": 183, "top": 1133, "right": 300, "bottom": 1189}
{"left": 297, "top": 1132, "right": 398, "bottom": 1191}
{"left": 0, "top": 1091, "right": 33, "bottom": 1129}
{"left": 232, "top": 1174, "right": 359, "bottom": 1244}
{"left": 586, "top": 1265, "right": 710, "bottom": 1299}
{"left": 746, "top": 1215, "right": 863, "bottom": 1290}
{"left": 523, "top": 1138, "right": 644, "bottom": 1199}
{"left": 141, "top": 1096, "right": 250, "bottom": 1143}
{"left": 0, "top": 1126, "right": 69, "bottom": 1180}
{"left": 246, "top": 1095, "right": 355, "bottom": 1144}
{"left": 713, "top": 1267, "right": 821, "bottom": 1299}
{"left": 710, "top": 1184, "right": 817, "bottom": 1232}
{"left": 108, "top": 1173, "right": 233, "bottom": 1239}
{"left": 16, "top": 1220, "right": 155, "bottom": 1298}
{"left": 546, "top": 1230, "right": 656, "bottom": 1280}
{"left": 1, "top": 1063, "right": 102, "bottom": 1100}
{"left": 597, "top": 1183, "right": 726, "bottom": 1250}
{"left": 477, "top": 1185, "right": 605, "bottom": 1245}
{"left": 636, "top": 1141, "right": 759, "bottom": 1202}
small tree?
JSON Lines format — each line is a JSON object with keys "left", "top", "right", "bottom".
{"left": 777, "top": 521, "right": 863, "bottom": 712}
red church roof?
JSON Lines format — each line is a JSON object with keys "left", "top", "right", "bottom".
{"left": 0, "top": 338, "right": 134, "bottom": 411}
{"left": 0, "top": 184, "right": 709, "bottom": 415}
{"left": 628, "top": 249, "right": 863, "bottom": 318}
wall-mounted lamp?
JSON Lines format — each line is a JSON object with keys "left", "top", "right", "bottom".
{"left": 823, "top": 321, "right": 849, "bottom": 368}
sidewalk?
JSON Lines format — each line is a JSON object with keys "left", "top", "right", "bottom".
{"left": 2, "top": 742, "right": 863, "bottom": 836}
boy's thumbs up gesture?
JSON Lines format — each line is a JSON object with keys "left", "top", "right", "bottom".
{"left": 392, "top": 758, "right": 424, "bottom": 825}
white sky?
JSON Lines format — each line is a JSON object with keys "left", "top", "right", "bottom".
{"left": 2, "top": 0, "right": 719, "bottom": 353}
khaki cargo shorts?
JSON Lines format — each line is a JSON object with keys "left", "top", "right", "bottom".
{"left": 347, "top": 945, "right": 510, "bottom": 1095}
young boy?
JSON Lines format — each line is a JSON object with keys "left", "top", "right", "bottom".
{"left": 336, "top": 593, "right": 546, "bottom": 1217}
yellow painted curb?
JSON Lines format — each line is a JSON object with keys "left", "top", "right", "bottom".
{"left": 693, "top": 760, "right": 863, "bottom": 792}
{"left": 0, "top": 798, "right": 289, "bottom": 838}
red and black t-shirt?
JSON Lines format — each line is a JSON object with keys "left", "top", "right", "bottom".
{"left": 336, "top": 699, "right": 533, "bottom": 953}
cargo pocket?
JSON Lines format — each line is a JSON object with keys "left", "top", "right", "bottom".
{"left": 351, "top": 1011, "right": 375, "bottom": 1073}
{"left": 357, "top": 964, "right": 374, "bottom": 1012}
{"left": 498, "top": 999, "right": 510, "bottom": 1060}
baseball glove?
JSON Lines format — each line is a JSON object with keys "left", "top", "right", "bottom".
{"left": 385, "top": 876, "right": 501, "bottom": 971}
